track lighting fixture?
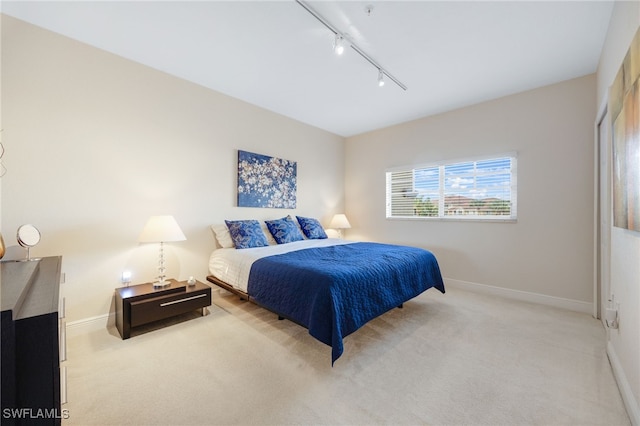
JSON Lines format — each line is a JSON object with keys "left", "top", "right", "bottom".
{"left": 333, "top": 34, "right": 345, "bottom": 55}
{"left": 378, "top": 70, "right": 385, "bottom": 87}
{"left": 296, "top": 0, "right": 407, "bottom": 91}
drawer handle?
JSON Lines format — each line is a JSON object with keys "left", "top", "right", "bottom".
{"left": 160, "top": 293, "right": 207, "bottom": 307}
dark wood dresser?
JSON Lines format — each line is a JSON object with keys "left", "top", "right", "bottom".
{"left": 1, "top": 256, "right": 65, "bottom": 425}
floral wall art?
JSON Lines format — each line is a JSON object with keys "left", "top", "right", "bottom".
{"left": 237, "top": 150, "right": 297, "bottom": 209}
{"left": 610, "top": 27, "right": 640, "bottom": 232}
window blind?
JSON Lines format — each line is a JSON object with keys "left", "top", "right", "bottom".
{"left": 386, "top": 155, "right": 517, "bottom": 220}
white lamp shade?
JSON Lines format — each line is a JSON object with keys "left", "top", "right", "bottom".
{"left": 329, "top": 214, "right": 351, "bottom": 229}
{"left": 138, "top": 215, "right": 186, "bottom": 243}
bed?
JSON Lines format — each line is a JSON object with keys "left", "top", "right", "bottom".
{"left": 207, "top": 236, "right": 445, "bottom": 364}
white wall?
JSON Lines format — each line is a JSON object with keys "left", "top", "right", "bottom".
{"left": 596, "top": 2, "right": 640, "bottom": 424}
{"left": 345, "top": 74, "right": 596, "bottom": 308}
{"left": 0, "top": 15, "right": 345, "bottom": 323}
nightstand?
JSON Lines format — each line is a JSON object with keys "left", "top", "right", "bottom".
{"left": 115, "top": 279, "right": 211, "bottom": 339}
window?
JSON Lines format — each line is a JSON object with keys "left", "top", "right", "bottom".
{"left": 386, "top": 154, "right": 517, "bottom": 221}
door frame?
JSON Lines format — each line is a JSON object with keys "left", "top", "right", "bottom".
{"left": 593, "top": 93, "right": 610, "bottom": 324}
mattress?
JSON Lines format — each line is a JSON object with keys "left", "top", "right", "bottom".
{"left": 208, "top": 238, "right": 354, "bottom": 292}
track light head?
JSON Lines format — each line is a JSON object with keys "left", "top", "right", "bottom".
{"left": 333, "top": 34, "right": 345, "bottom": 55}
{"left": 296, "top": 0, "right": 407, "bottom": 90}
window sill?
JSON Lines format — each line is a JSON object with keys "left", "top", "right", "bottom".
{"left": 386, "top": 216, "right": 517, "bottom": 223}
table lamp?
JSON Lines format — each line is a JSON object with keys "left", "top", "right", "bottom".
{"left": 329, "top": 214, "right": 351, "bottom": 239}
{"left": 139, "top": 215, "right": 186, "bottom": 288}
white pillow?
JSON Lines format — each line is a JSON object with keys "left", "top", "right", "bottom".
{"left": 211, "top": 224, "right": 234, "bottom": 248}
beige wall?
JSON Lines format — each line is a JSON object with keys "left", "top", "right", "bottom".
{"left": 345, "top": 74, "right": 596, "bottom": 305}
{"left": 596, "top": 1, "right": 640, "bottom": 423}
{"left": 0, "top": 15, "right": 345, "bottom": 322}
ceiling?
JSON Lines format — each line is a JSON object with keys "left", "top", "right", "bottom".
{"left": 1, "top": 1, "right": 613, "bottom": 137}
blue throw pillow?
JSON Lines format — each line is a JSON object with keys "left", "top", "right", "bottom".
{"left": 224, "top": 220, "right": 269, "bottom": 249}
{"left": 265, "top": 216, "right": 304, "bottom": 244}
{"left": 296, "top": 216, "right": 328, "bottom": 239}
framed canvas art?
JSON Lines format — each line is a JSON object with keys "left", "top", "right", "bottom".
{"left": 237, "top": 150, "right": 297, "bottom": 209}
{"left": 610, "top": 28, "right": 640, "bottom": 232}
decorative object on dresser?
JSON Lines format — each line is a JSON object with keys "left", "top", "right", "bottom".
{"left": 115, "top": 279, "right": 212, "bottom": 339}
{"left": 16, "top": 224, "right": 42, "bottom": 261}
{"left": 138, "top": 215, "right": 186, "bottom": 288}
{"left": 328, "top": 214, "right": 351, "bottom": 239}
{"left": 1, "top": 256, "right": 66, "bottom": 425}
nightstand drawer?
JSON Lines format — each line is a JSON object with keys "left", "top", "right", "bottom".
{"left": 130, "top": 288, "right": 211, "bottom": 327}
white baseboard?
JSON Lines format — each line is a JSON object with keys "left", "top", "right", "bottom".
{"left": 444, "top": 278, "right": 593, "bottom": 314}
{"left": 608, "top": 341, "right": 640, "bottom": 426}
{"left": 66, "top": 280, "right": 592, "bottom": 337}
{"left": 65, "top": 313, "right": 114, "bottom": 338}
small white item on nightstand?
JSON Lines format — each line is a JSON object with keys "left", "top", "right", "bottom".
{"left": 122, "top": 270, "right": 132, "bottom": 287}
{"left": 187, "top": 276, "right": 196, "bottom": 286}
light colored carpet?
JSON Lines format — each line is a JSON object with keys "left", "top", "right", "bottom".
{"left": 63, "top": 287, "right": 630, "bottom": 425}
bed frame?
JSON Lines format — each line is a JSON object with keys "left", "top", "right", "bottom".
{"left": 206, "top": 275, "right": 251, "bottom": 301}
{"left": 207, "top": 274, "right": 307, "bottom": 325}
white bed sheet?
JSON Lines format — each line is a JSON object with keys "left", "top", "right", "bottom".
{"left": 208, "top": 238, "right": 354, "bottom": 292}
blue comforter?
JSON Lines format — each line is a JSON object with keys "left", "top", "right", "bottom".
{"left": 247, "top": 242, "right": 445, "bottom": 364}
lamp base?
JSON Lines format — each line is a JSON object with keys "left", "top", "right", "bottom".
{"left": 153, "top": 279, "right": 172, "bottom": 288}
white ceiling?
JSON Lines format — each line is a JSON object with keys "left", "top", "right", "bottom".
{"left": 1, "top": 1, "right": 613, "bottom": 137}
